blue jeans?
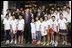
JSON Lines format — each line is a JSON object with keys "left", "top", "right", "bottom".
{"left": 36, "top": 31, "right": 41, "bottom": 39}
{"left": 5, "top": 30, "right": 11, "bottom": 40}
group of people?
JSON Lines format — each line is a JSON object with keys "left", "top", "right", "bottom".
{"left": 1, "top": 5, "right": 71, "bottom": 47}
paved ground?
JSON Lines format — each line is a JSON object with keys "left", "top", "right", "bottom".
{"left": 1, "top": 40, "right": 71, "bottom": 47}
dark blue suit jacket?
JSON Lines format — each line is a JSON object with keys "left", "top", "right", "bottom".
{"left": 23, "top": 13, "right": 32, "bottom": 24}
{"left": 37, "top": 12, "right": 44, "bottom": 19}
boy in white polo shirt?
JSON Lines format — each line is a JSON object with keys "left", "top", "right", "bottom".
{"left": 17, "top": 15, "right": 24, "bottom": 44}
{"left": 35, "top": 17, "right": 41, "bottom": 44}
{"left": 54, "top": 9, "right": 60, "bottom": 21}
{"left": 66, "top": 7, "right": 71, "bottom": 23}
{"left": 52, "top": 16, "right": 59, "bottom": 46}
{"left": 10, "top": 15, "right": 17, "bottom": 44}
{"left": 3, "top": 14, "right": 11, "bottom": 44}
{"left": 58, "top": 13, "right": 68, "bottom": 45}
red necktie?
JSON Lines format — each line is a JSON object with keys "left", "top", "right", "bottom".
{"left": 26, "top": 14, "right": 28, "bottom": 24}
{"left": 38, "top": 13, "right": 40, "bottom": 17}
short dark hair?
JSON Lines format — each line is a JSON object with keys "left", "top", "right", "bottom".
{"left": 40, "top": 17, "right": 43, "bottom": 19}
{"left": 36, "top": 16, "right": 39, "bottom": 18}
{"left": 48, "top": 14, "right": 51, "bottom": 16}
{"left": 55, "top": 9, "right": 58, "bottom": 11}
{"left": 31, "top": 18, "right": 34, "bottom": 21}
{"left": 6, "top": 14, "right": 9, "bottom": 17}
{"left": 51, "top": 9, "right": 54, "bottom": 11}
{"left": 12, "top": 14, "right": 15, "bottom": 16}
{"left": 44, "top": 16, "right": 48, "bottom": 20}
{"left": 44, "top": 16, "right": 48, "bottom": 18}
{"left": 52, "top": 16, "right": 55, "bottom": 18}
{"left": 60, "top": 13, "right": 63, "bottom": 16}
{"left": 67, "top": 7, "right": 70, "bottom": 9}
{"left": 12, "top": 15, "right": 15, "bottom": 17}
{"left": 63, "top": 5, "right": 67, "bottom": 7}
{"left": 59, "top": 9, "right": 62, "bottom": 11}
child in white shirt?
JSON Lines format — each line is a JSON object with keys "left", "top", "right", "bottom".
{"left": 58, "top": 14, "right": 68, "bottom": 45}
{"left": 52, "top": 16, "right": 59, "bottom": 46}
{"left": 35, "top": 17, "right": 41, "bottom": 44}
{"left": 47, "top": 14, "right": 54, "bottom": 45}
{"left": 39, "top": 17, "right": 46, "bottom": 45}
{"left": 10, "top": 15, "right": 17, "bottom": 44}
{"left": 17, "top": 15, "right": 24, "bottom": 44}
{"left": 66, "top": 7, "right": 71, "bottom": 23}
{"left": 30, "top": 18, "right": 37, "bottom": 44}
{"left": 3, "top": 14, "right": 11, "bottom": 44}
{"left": 54, "top": 9, "right": 60, "bottom": 21}
{"left": 42, "top": 16, "right": 48, "bottom": 46}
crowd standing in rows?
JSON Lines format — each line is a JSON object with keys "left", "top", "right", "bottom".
{"left": 1, "top": 5, "right": 71, "bottom": 47}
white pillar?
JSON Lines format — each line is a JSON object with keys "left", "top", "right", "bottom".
{"left": 3, "top": 1, "right": 8, "bottom": 17}
{"left": 69, "top": 1, "right": 71, "bottom": 9}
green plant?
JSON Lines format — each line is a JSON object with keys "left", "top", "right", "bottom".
{"left": 68, "top": 22, "right": 71, "bottom": 31}
{"left": 1, "top": 19, "right": 4, "bottom": 31}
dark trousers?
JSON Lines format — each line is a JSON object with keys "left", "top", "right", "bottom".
{"left": 5, "top": 30, "right": 11, "bottom": 40}
{"left": 24, "top": 24, "right": 32, "bottom": 43}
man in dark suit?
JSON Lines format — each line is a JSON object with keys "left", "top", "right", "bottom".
{"left": 41, "top": 5, "right": 46, "bottom": 13}
{"left": 23, "top": 9, "right": 32, "bottom": 44}
{"left": 37, "top": 8, "right": 44, "bottom": 20}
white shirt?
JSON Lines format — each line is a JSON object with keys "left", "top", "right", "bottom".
{"left": 9, "top": 16, "right": 12, "bottom": 21}
{"left": 52, "top": 20, "right": 58, "bottom": 32}
{"left": 40, "top": 21, "right": 47, "bottom": 36}
{"left": 31, "top": 13, "right": 34, "bottom": 18}
{"left": 54, "top": 13, "right": 60, "bottom": 20}
{"left": 30, "top": 22, "right": 36, "bottom": 33}
{"left": 35, "top": 20, "right": 40, "bottom": 31}
{"left": 3, "top": 18, "right": 10, "bottom": 30}
{"left": 66, "top": 11, "right": 71, "bottom": 23}
{"left": 44, "top": 20, "right": 48, "bottom": 29}
{"left": 40, "top": 21, "right": 45, "bottom": 32}
{"left": 38, "top": 12, "right": 40, "bottom": 17}
{"left": 10, "top": 19, "right": 17, "bottom": 30}
{"left": 51, "top": 13, "right": 55, "bottom": 17}
{"left": 63, "top": 10, "right": 67, "bottom": 18}
{"left": 58, "top": 18, "right": 67, "bottom": 30}
{"left": 44, "top": 14, "right": 48, "bottom": 17}
{"left": 1, "top": 14, "right": 4, "bottom": 19}
{"left": 17, "top": 19, "right": 25, "bottom": 30}
{"left": 48, "top": 19, "right": 53, "bottom": 28}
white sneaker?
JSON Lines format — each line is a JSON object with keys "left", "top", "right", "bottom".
{"left": 7, "top": 40, "right": 9, "bottom": 44}
{"left": 37, "top": 41, "right": 41, "bottom": 44}
{"left": 37, "top": 41, "right": 39, "bottom": 44}
{"left": 65, "top": 41, "right": 67, "bottom": 45}
{"left": 52, "top": 41, "right": 54, "bottom": 45}
{"left": 55, "top": 41, "right": 58, "bottom": 47}
{"left": 5, "top": 40, "right": 8, "bottom": 44}
{"left": 43, "top": 42, "right": 46, "bottom": 46}
{"left": 62, "top": 41, "right": 65, "bottom": 45}
{"left": 10, "top": 39, "right": 13, "bottom": 44}
{"left": 46, "top": 43, "right": 49, "bottom": 45}
{"left": 14, "top": 40, "right": 17, "bottom": 44}
{"left": 41, "top": 42, "right": 43, "bottom": 44}
{"left": 50, "top": 40, "right": 53, "bottom": 44}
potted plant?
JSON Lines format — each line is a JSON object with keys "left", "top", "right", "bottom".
{"left": 1, "top": 19, "right": 4, "bottom": 41}
{"left": 68, "top": 22, "right": 71, "bottom": 42}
